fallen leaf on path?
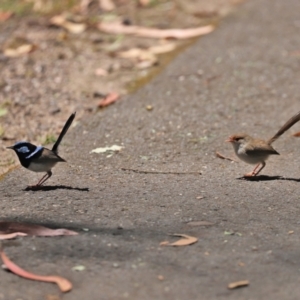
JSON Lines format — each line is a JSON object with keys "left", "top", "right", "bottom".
{"left": 228, "top": 280, "right": 249, "bottom": 289}
{"left": 98, "top": 92, "right": 120, "bottom": 107}
{"left": 118, "top": 43, "right": 176, "bottom": 58}
{"left": 72, "top": 265, "right": 86, "bottom": 271}
{"left": 0, "top": 125, "right": 4, "bottom": 138}
{"left": 118, "top": 48, "right": 157, "bottom": 68}
{"left": 98, "top": 22, "right": 214, "bottom": 39}
{"left": 3, "top": 37, "right": 37, "bottom": 58}
{"left": 0, "top": 108, "right": 8, "bottom": 117}
{"left": 0, "top": 10, "right": 13, "bottom": 22}
{"left": 139, "top": 0, "right": 150, "bottom": 6}
{"left": 160, "top": 234, "right": 198, "bottom": 246}
{"left": 0, "top": 249, "right": 72, "bottom": 292}
{"left": 0, "top": 232, "right": 27, "bottom": 240}
{"left": 187, "top": 221, "right": 215, "bottom": 227}
{"left": 46, "top": 295, "right": 61, "bottom": 300}
{"left": 289, "top": 51, "right": 300, "bottom": 57}
{"left": 159, "top": 241, "right": 170, "bottom": 246}
{"left": 224, "top": 230, "right": 242, "bottom": 236}
{"left": 215, "top": 151, "right": 237, "bottom": 162}
{"left": 118, "top": 47, "right": 156, "bottom": 59}
{"left": 149, "top": 43, "right": 177, "bottom": 54}
{"left": 0, "top": 222, "right": 78, "bottom": 238}
{"left": 117, "top": 42, "right": 176, "bottom": 69}
{"left": 292, "top": 131, "right": 300, "bottom": 137}
{"left": 95, "top": 68, "right": 108, "bottom": 76}
{"left": 224, "top": 231, "right": 234, "bottom": 235}
{"left": 50, "top": 15, "right": 87, "bottom": 34}
{"left": 99, "top": 0, "right": 116, "bottom": 11}
{"left": 90, "top": 145, "right": 123, "bottom": 154}
{"left": 80, "top": 0, "right": 92, "bottom": 13}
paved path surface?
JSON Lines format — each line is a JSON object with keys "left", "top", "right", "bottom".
{"left": 1, "top": 0, "right": 300, "bottom": 299}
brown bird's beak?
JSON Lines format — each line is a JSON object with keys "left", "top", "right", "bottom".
{"left": 225, "top": 137, "right": 233, "bottom": 143}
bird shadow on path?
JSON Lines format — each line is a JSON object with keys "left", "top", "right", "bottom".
{"left": 237, "top": 175, "right": 300, "bottom": 182}
{"left": 23, "top": 185, "right": 89, "bottom": 192}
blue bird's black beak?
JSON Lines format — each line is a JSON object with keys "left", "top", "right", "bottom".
{"left": 6, "top": 146, "right": 13, "bottom": 149}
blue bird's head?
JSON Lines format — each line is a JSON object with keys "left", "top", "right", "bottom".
{"left": 7, "top": 141, "right": 43, "bottom": 167}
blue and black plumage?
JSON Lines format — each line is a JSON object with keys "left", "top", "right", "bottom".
{"left": 7, "top": 112, "right": 76, "bottom": 188}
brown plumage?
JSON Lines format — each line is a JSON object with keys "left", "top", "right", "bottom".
{"left": 227, "top": 111, "right": 300, "bottom": 177}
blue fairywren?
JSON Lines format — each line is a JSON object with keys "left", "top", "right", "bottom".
{"left": 7, "top": 112, "right": 76, "bottom": 188}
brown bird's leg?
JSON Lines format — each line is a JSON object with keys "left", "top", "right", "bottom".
{"left": 244, "top": 161, "right": 266, "bottom": 177}
{"left": 244, "top": 162, "right": 265, "bottom": 177}
{"left": 252, "top": 161, "right": 266, "bottom": 176}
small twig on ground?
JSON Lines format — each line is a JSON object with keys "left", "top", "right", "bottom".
{"left": 215, "top": 151, "right": 238, "bottom": 162}
{"left": 121, "top": 167, "right": 201, "bottom": 175}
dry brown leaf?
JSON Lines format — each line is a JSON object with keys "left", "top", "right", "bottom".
{"left": 118, "top": 48, "right": 157, "bottom": 68}
{"left": 31, "top": 0, "right": 55, "bottom": 12}
{"left": 118, "top": 43, "right": 176, "bottom": 69}
{"left": 46, "top": 295, "right": 61, "bottom": 300}
{"left": 228, "top": 280, "right": 249, "bottom": 289}
{"left": 0, "top": 249, "right": 72, "bottom": 292}
{"left": 0, "top": 222, "right": 78, "bottom": 237}
{"left": 139, "top": 0, "right": 150, "bottom": 6}
{"left": 80, "top": 0, "right": 93, "bottom": 13}
{"left": 0, "top": 232, "right": 27, "bottom": 240}
{"left": 98, "top": 22, "right": 214, "bottom": 39}
{"left": 137, "top": 60, "right": 157, "bottom": 69}
{"left": 98, "top": 92, "right": 120, "bottom": 107}
{"left": 95, "top": 68, "right": 108, "bottom": 76}
{"left": 292, "top": 131, "right": 300, "bottom": 137}
{"left": 99, "top": 0, "right": 116, "bottom": 11}
{"left": 118, "top": 43, "right": 175, "bottom": 59}
{"left": 215, "top": 151, "right": 237, "bottom": 162}
{"left": 148, "top": 43, "right": 176, "bottom": 54}
{"left": 187, "top": 221, "right": 215, "bottom": 227}
{"left": 117, "top": 48, "right": 144, "bottom": 58}
{"left": 161, "top": 234, "right": 198, "bottom": 246}
{"left": 3, "top": 43, "right": 36, "bottom": 58}
{"left": 50, "top": 15, "right": 87, "bottom": 34}
{"left": 0, "top": 10, "right": 13, "bottom": 22}
{"left": 159, "top": 241, "right": 170, "bottom": 246}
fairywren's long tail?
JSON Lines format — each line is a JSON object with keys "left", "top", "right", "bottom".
{"left": 267, "top": 110, "right": 300, "bottom": 145}
{"left": 52, "top": 112, "right": 76, "bottom": 154}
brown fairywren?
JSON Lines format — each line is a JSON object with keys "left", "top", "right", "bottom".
{"left": 227, "top": 111, "right": 300, "bottom": 177}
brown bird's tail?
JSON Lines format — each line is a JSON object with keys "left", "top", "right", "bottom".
{"left": 267, "top": 111, "right": 300, "bottom": 145}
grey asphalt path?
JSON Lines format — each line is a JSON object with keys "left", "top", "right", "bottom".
{"left": 2, "top": 0, "right": 300, "bottom": 299}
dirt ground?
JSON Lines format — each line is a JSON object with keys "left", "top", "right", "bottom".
{"left": 3, "top": 0, "right": 300, "bottom": 299}
{"left": 0, "top": 0, "right": 240, "bottom": 175}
